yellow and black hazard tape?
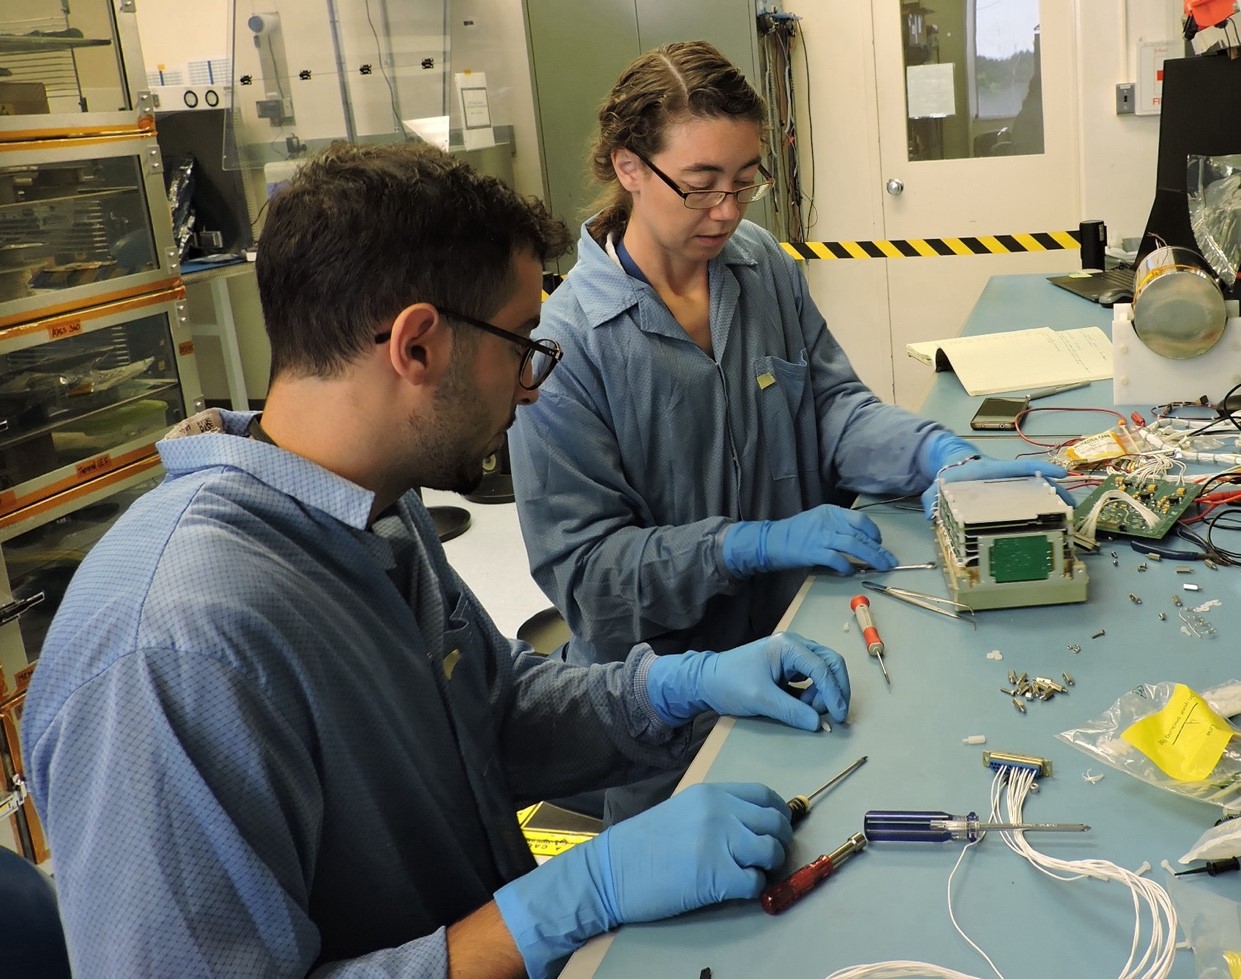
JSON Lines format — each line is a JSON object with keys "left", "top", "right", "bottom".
{"left": 541, "top": 230, "right": 1082, "bottom": 292}
{"left": 781, "top": 229, "right": 1081, "bottom": 261}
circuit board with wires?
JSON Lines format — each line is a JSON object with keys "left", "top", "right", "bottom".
{"left": 1073, "top": 475, "right": 1202, "bottom": 540}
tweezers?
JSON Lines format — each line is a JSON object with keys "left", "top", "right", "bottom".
{"left": 860, "top": 580, "right": 976, "bottom": 628}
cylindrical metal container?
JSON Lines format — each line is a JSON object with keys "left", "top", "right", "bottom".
{"left": 1132, "top": 245, "right": 1226, "bottom": 359}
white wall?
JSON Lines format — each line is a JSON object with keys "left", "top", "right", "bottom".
{"left": 134, "top": 1, "right": 232, "bottom": 72}
{"left": 448, "top": 2, "right": 543, "bottom": 199}
{"left": 1077, "top": 1, "right": 1184, "bottom": 245}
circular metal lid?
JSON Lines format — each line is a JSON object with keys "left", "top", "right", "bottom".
{"left": 1132, "top": 267, "right": 1226, "bottom": 359}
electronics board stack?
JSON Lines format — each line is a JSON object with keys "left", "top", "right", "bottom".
{"left": 934, "top": 476, "right": 1089, "bottom": 611}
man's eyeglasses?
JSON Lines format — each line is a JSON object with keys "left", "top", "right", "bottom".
{"left": 633, "top": 151, "right": 774, "bottom": 210}
{"left": 376, "top": 308, "right": 562, "bottom": 391}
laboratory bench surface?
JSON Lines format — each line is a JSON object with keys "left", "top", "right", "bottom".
{"left": 919, "top": 273, "right": 1143, "bottom": 440}
{"left": 564, "top": 273, "right": 1240, "bottom": 979}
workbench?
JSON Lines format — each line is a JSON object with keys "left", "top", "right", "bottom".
{"left": 563, "top": 274, "right": 1240, "bottom": 979}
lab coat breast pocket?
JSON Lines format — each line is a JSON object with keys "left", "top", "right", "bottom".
{"left": 753, "top": 351, "right": 810, "bottom": 481}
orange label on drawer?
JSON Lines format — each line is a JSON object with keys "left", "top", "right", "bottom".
{"left": 178, "top": 339, "right": 195, "bottom": 356}
{"left": 0, "top": 491, "right": 14, "bottom": 512}
{"left": 75, "top": 454, "right": 113, "bottom": 479}
{"left": 14, "top": 663, "right": 35, "bottom": 692}
{"left": 48, "top": 319, "right": 83, "bottom": 341}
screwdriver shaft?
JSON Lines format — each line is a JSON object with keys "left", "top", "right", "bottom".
{"left": 786, "top": 755, "right": 868, "bottom": 826}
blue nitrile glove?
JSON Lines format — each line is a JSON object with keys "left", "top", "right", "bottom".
{"left": 918, "top": 432, "right": 1070, "bottom": 519}
{"left": 645, "top": 631, "right": 851, "bottom": 730}
{"left": 723, "top": 504, "right": 897, "bottom": 577}
{"left": 494, "top": 781, "right": 791, "bottom": 979}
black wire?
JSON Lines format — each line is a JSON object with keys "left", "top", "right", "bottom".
{"left": 855, "top": 494, "right": 923, "bottom": 512}
{"left": 250, "top": 194, "right": 272, "bottom": 233}
{"left": 364, "top": 0, "right": 403, "bottom": 137}
{"left": 1200, "top": 507, "right": 1241, "bottom": 562}
{"left": 1218, "top": 379, "right": 1241, "bottom": 431}
{"left": 798, "top": 22, "right": 818, "bottom": 234}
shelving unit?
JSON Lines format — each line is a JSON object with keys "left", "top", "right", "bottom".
{"left": 0, "top": 1, "right": 203, "bottom": 863}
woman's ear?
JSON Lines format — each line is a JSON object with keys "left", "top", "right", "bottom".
{"left": 611, "top": 148, "right": 644, "bottom": 192}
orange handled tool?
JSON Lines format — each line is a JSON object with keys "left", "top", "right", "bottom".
{"left": 760, "top": 832, "right": 868, "bottom": 914}
{"left": 849, "top": 594, "right": 889, "bottom": 686}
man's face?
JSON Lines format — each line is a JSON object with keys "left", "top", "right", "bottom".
{"left": 408, "top": 252, "right": 545, "bottom": 494}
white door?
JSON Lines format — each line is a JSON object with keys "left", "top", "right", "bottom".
{"left": 876, "top": 0, "right": 1083, "bottom": 408}
{"left": 802, "top": 1, "right": 1082, "bottom": 409}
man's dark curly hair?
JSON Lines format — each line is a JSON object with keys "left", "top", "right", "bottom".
{"left": 257, "top": 141, "right": 571, "bottom": 379}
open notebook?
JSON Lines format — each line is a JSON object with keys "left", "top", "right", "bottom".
{"left": 906, "top": 326, "right": 1112, "bottom": 396}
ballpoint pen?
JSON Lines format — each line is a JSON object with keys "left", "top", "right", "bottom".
{"left": 1025, "top": 381, "right": 1092, "bottom": 401}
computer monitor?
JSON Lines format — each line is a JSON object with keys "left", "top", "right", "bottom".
{"left": 1139, "top": 53, "right": 1241, "bottom": 299}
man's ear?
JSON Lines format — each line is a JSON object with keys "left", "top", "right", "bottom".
{"left": 385, "top": 303, "right": 451, "bottom": 387}
{"left": 612, "top": 148, "right": 644, "bottom": 192}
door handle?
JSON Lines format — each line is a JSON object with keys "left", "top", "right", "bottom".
{"left": 886, "top": 178, "right": 905, "bottom": 196}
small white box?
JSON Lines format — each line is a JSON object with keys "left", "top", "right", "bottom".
{"left": 1112, "top": 299, "right": 1241, "bottom": 404}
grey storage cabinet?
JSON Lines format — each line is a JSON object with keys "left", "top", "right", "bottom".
{"left": 0, "top": 0, "right": 204, "bottom": 863}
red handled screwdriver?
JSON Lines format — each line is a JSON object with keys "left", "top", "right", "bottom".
{"left": 849, "top": 594, "right": 889, "bottom": 686}
{"left": 760, "top": 831, "right": 867, "bottom": 914}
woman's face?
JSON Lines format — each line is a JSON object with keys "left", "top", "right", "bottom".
{"left": 619, "top": 114, "right": 765, "bottom": 266}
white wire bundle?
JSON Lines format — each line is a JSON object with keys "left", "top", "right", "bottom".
{"left": 1139, "top": 420, "right": 1241, "bottom": 466}
{"left": 822, "top": 767, "right": 1178, "bottom": 979}
{"left": 1115, "top": 450, "right": 1185, "bottom": 484}
{"left": 987, "top": 768, "right": 1178, "bottom": 979}
{"left": 824, "top": 965, "right": 984, "bottom": 979}
{"left": 1074, "top": 489, "right": 1161, "bottom": 546}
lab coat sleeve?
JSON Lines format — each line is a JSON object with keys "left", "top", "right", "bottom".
{"left": 509, "top": 355, "right": 738, "bottom": 648}
{"left": 779, "top": 246, "right": 948, "bottom": 495}
{"left": 499, "top": 643, "right": 701, "bottom": 802}
{"left": 27, "top": 648, "right": 452, "bottom": 979}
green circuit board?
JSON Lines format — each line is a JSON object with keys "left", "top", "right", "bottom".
{"left": 1073, "top": 474, "right": 1202, "bottom": 539}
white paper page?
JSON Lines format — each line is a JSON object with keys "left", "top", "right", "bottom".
{"left": 938, "top": 327, "right": 1112, "bottom": 396}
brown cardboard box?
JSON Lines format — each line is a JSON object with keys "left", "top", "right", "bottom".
{"left": 0, "top": 82, "right": 50, "bottom": 116}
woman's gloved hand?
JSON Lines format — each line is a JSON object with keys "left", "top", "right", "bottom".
{"left": 918, "top": 433, "right": 1070, "bottom": 518}
{"left": 494, "top": 782, "right": 791, "bottom": 979}
{"left": 723, "top": 505, "right": 897, "bottom": 577}
{"left": 645, "top": 631, "right": 850, "bottom": 730}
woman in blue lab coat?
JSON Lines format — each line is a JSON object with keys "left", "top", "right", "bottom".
{"left": 508, "top": 42, "right": 1061, "bottom": 819}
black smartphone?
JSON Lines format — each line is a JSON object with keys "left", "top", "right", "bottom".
{"left": 969, "top": 396, "right": 1030, "bottom": 431}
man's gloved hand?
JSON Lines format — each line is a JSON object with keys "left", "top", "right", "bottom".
{"left": 723, "top": 505, "right": 897, "bottom": 577}
{"left": 645, "top": 631, "right": 850, "bottom": 730}
{"left": 494, "top": 782, "right": 791, "bottom": 979}
{"left": 918, "top": 433, "right": 1070, "bottom": 519}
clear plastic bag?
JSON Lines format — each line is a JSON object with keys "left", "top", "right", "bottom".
{"left": 1188, "top": 153, "right": 1241, "bottom": 288}
{"left": 1164, "top": 870, "right": 1241, "bottom": 978}
{"left": 1057, "top": 681, "right": 1241, "bottom": 811}
{"left": 1182, "top": 814, "right": 1241, "bottom": 865}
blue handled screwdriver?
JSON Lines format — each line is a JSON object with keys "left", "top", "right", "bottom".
{"left": 864, "top": 810, "right": 1090, "bottom": 843}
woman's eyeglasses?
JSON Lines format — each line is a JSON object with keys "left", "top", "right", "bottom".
{"left": 633, "top": 151, "right": 774, "bottom": 210}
